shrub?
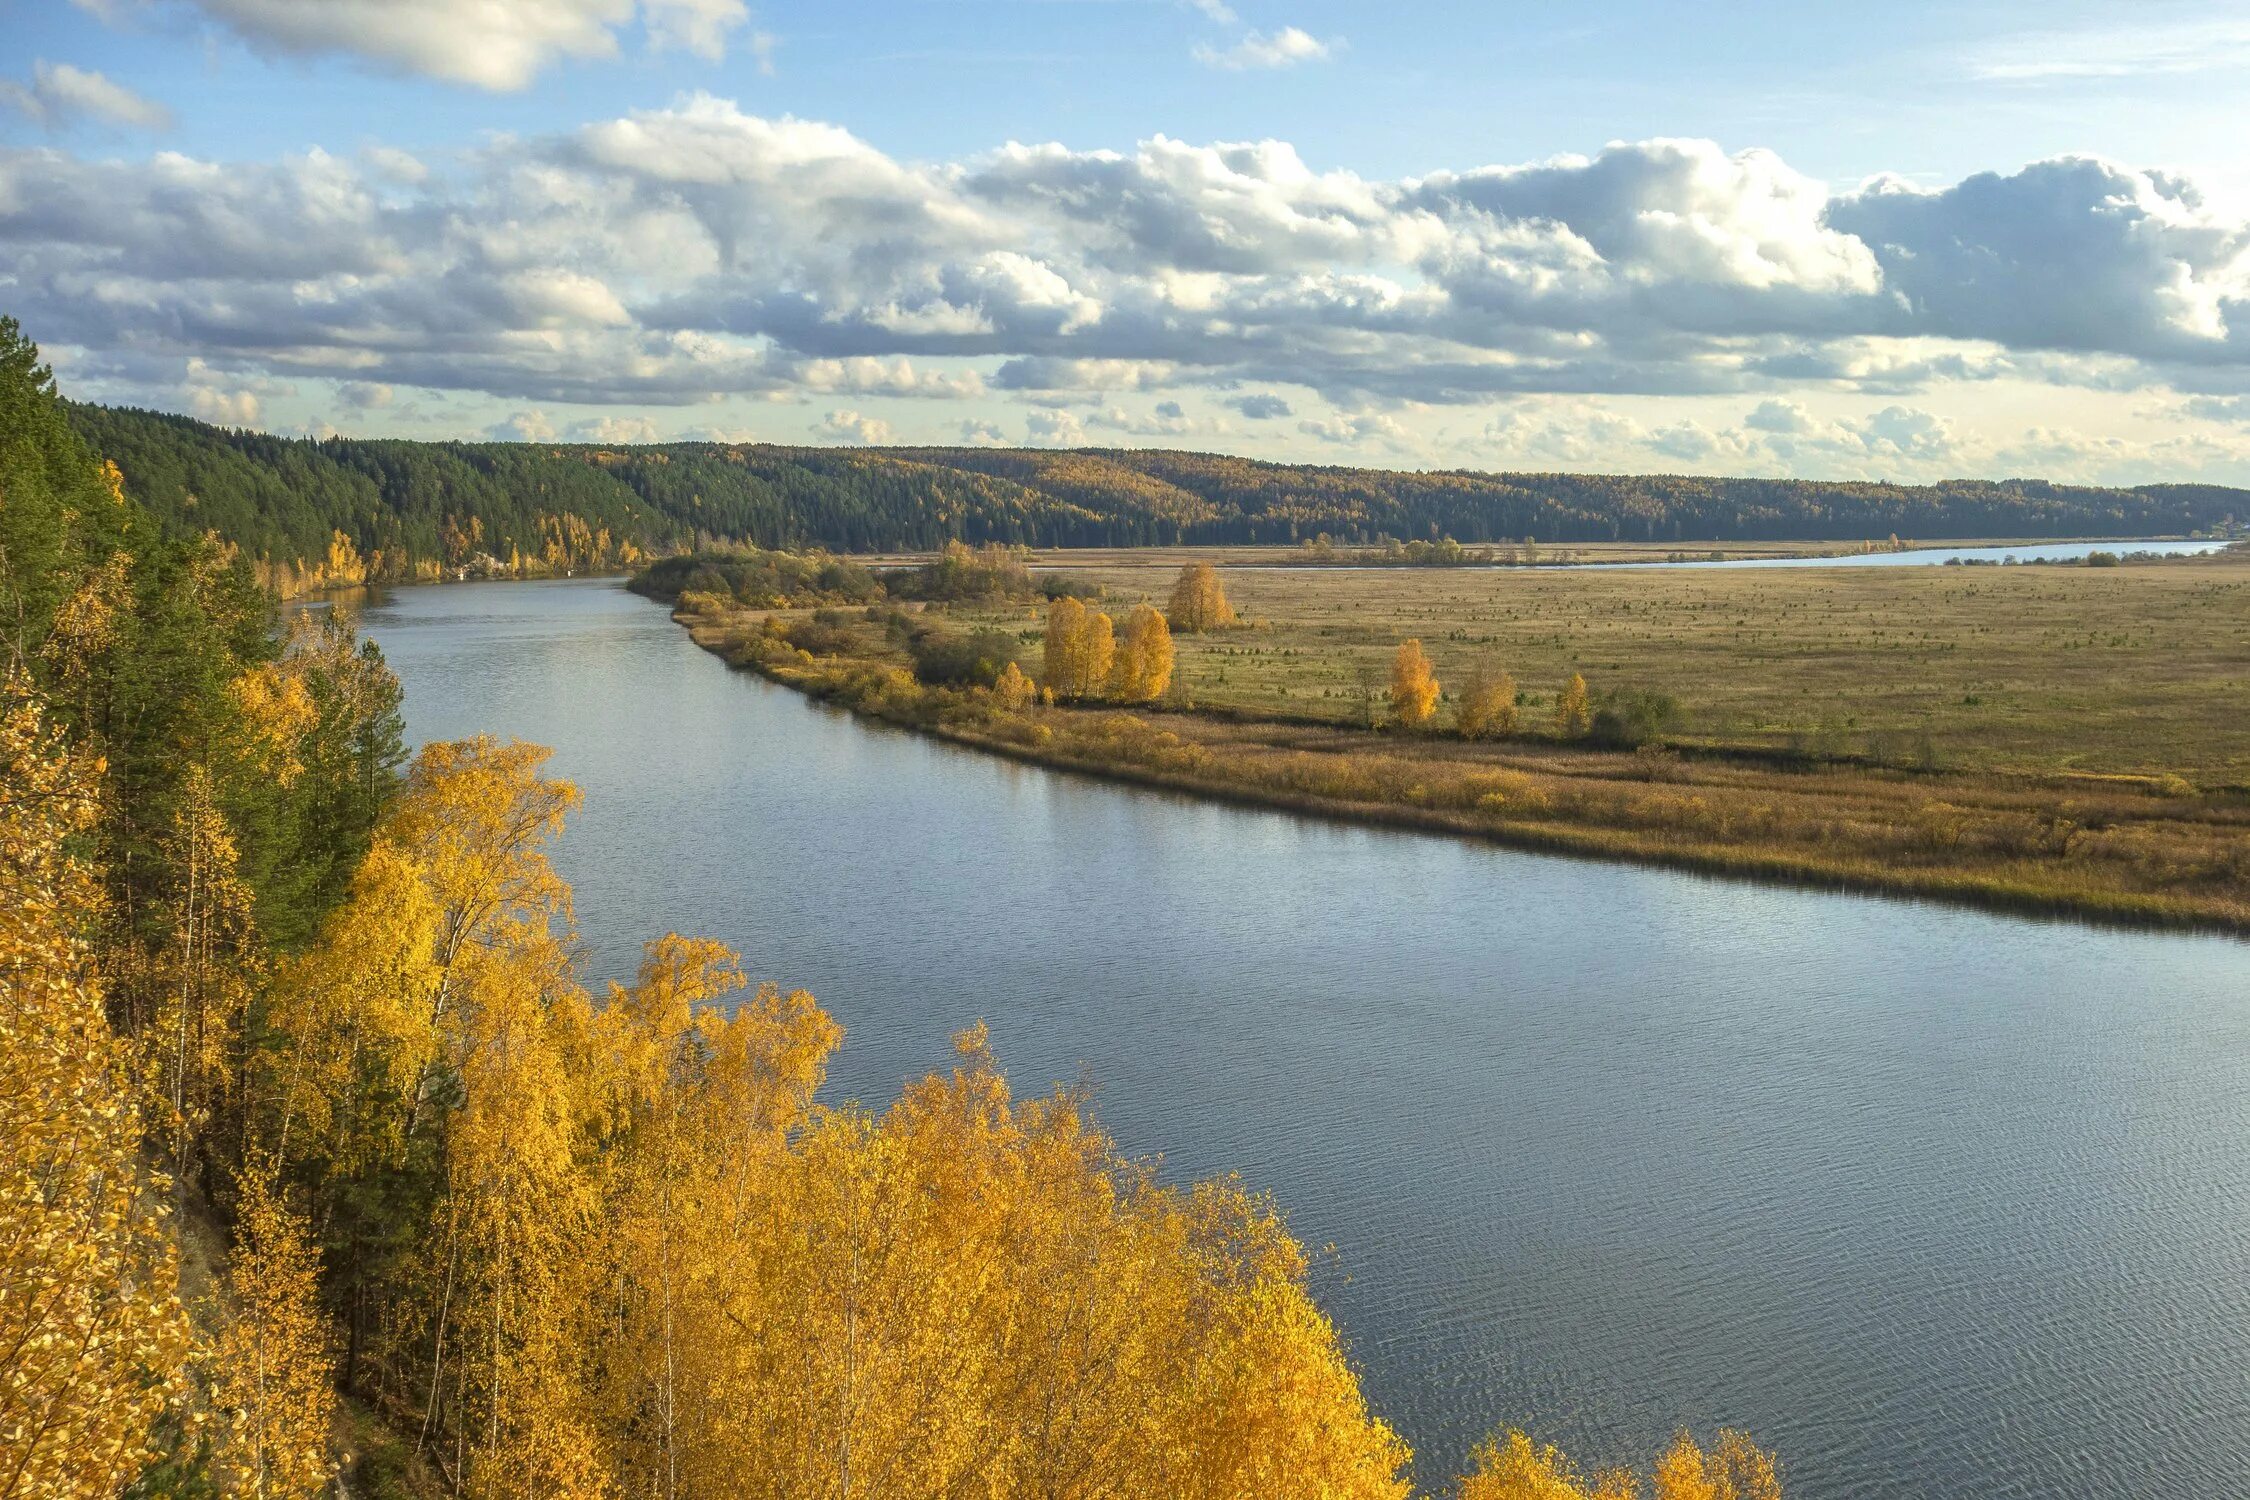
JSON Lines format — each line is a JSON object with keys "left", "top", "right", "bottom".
{"left": 1590, "top": 688, "right": 1679, "bottom": 748}
{"left": 908, "top": 626, "right": 1029, "bottom": 688}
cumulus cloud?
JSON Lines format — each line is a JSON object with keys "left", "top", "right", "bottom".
{"left": 570, "top": 414, "right": 662, "bottom": 443}
{"left": 1025, "top": 409, "right": 1088, "bottom": 447}
{"left": 816, "top": 408, "right": 892, "bottom": 445}
{"left": 183, "top": 362, "right": 266, "bottom": 425}
{"left": 338, "top": 380, "right": 394, "bottom": 409}
{"left": 9, "top": 100, "right": 2250, "bottom": 465}
{"left": 1195, "top": 27, "right": 1336, "bottom": 70}
{"left": 490, "top": 409, "right": 557, "bottom": 442}
{"left": 95, "top": 0, "right": 757, "bottom": 90}
{"left": 1298, "top": 411, "right": 1407, "bottom": 448}
{"left": 1827, "top": 159, "right": 2250, "bottom": 361}
{"left": 1, "top": 62, "right": 173, "bottom": 130}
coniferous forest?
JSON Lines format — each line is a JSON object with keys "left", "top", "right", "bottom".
{"left": 66, "top": 398, "right": 2245, "bottom": 591}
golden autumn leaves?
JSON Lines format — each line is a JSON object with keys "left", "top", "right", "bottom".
{"left": 2, "top": 665, "right": 1788, "bottom": 1500}
{"left": 1043, "top": 595, "right": 1175, "bottom": 703}
{"left": 0, "top": 685, "right": 193, "bottom": 1499}
{"left": 265, "top": 735, "right": 1414, "bottom": 1497}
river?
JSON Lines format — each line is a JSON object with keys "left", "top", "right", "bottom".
{"left": 361, "top": 577, "right": 2250, "bottom": 1500}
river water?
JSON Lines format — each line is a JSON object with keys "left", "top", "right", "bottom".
{"left": 361, "top": 578, "right": 2250, "bottom": 1500}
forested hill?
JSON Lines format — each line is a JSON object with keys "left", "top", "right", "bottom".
{"left": 69, "top": 402, "right": 2248, "bottom": 589}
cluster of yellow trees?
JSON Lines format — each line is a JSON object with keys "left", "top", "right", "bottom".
{"left": 1387, "top": 640, "right": 1593, "bottom": 742}
{"left": 1042, "top": 596, "right": 1175, "bottom": 703}
{"left": 4, "top": 662, "right": 1784, "bottom": 1499}
{"left": 3, "top": 346, "right": 1773, "bottom": 1494}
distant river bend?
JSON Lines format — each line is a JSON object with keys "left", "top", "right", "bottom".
{"left": 364, "top": 578, "right": 2250, "bottom": 1500}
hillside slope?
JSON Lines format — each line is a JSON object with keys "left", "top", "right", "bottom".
{"left": 69, "top": 403, "right": 2247, "bottom": 587}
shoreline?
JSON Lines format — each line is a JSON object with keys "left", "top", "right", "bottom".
{"left": 677, "top": 608, "right": 2250, "bottom": 940}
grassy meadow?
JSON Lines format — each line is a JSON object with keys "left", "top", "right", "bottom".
{"left": 968, "top": 552, "right": 2250, "bottom": 783}
{"left": 667, "top": 546, "right": 2250, "bottom": 931}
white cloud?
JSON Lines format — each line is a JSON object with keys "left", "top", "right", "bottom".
{"left": 338, "top": 380, "right": 393, "bottom": 409}
{"left": 1195, "top": 26, "right": 1337, "bottom": 70}
{"left": 1025, "top": 409, "right": 1087, "bottom": 446}
{"left": 1, "top": 62, "right": 173, "bottom": 130}
{"left": 99, "top": 0, "right": 756, "bottom": 91}
{"left": 10, "top": 101, "right": 2250, "bottom": 471}
{"left": 362, "top": 145, "right": 429, "bottom": 185}
{"left": 643, "top": 0, "right": 749, "bottom": 62}
{"left": 490, "top": 409, "right": 558, "bottom": 441}
{"left": 1298, "top": 411, "right": 1407, "bottom": 448}
{"left": 569, "top": 414, "right": 661, "bottom": 443}
{"left": 800, "top": 357, "right": 985, "bottom": 400}
{"left": 1228, "top": 392, "right": 1293, "bottom": 419}
{"left": 816, "top": 408, "right": 892, "bottom": 445}
{"left": 185, "top": 372, "right": 260, "bottom": 424}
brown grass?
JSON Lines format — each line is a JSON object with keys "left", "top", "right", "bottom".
{"left": 675, "top": 552, "right": 2250, "bottom": 934}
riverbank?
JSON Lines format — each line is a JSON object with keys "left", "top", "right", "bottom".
{"left": 674, "top": 602, "right": 2250, "bottom": 934}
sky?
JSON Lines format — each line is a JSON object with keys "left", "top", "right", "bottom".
{"left": 6, "top": 0, "right": 2250, "bottom": 484}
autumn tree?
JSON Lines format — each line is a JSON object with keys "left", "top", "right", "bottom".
{"left": 992, "top": 659, "right": 1036, "bottom": 710}
{"left": 1167, "top": 562, "right": 1237, "bottom": 633}
{"left": 0, "top": 682, "right": 192, "bottom": 1498}
{"left": 210, "top": 1166, "right": 337, "bottom": 1499}
{"left": 1390, "top": 639, "right": 1440, "bottom": 728}
{"left": 1042, "top": 596, "right": 1117, "bottom": 701}
{"left": 148, "top": 763, "right": 261, "bottom": 1188}
{"left": 1555, "top": 673, "right": 1592, "bottom": 738}
{"left": 1109, "top": 602, "right": 1175, "bottom": 702}
{"left": 1459, "top": 1428, "right": 1782, "bottom": 1500}
{"left": 1456, "top": 660, "right": 1518, "bottom": 740}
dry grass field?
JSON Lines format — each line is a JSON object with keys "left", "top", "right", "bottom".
{"left": 956, "top": 553, "right": 2250, "bottom": 785}
{"left": 669, "top": 547, "right": 2250, "bottom": 930}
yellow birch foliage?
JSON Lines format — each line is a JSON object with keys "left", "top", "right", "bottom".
{"left": 265, "top": 837, "right": 443, "bottom": 1171}
{"left": 1555, "top": 673, "right": 1592, "bottom": 738}
{"left": 1390, "top": 639, "right": 1440, "bottom": 728}
{"left": 1043, "top": 596, "right": 1086, "bottom": 699}
{"left": 992, "top": 659, "right": 1036, "bottom": 711}
{"left": 1456, "top": 661, "right": 1518, "bottom": 740}
{"left": 0, "top": 681, "right": 192, "bottom": 1498}
{"left": 211, "top": 1166, "right": 336, "bottom": 1499}
{"left": 228, "top": 662, "right": 319, "bottom": 789}
{"left": 1082, "top": 610, "right": 1116, "bottom": 698}
{"left": 1458, "top": 1429, "right": 1782, "bottom": 1500}
{"left": 578, "top": 998, "right": 1409, "bottom": 1499}
{"left": 1110, "top": 602, "right": 1175, "bottom": 702}
{"left": 147, "top": 763, "right": 260, "bottom": 1179}
{"left": 436, "top": 935, "right": 608, "bottom": 1499}
{"left": 1042, "top": 597, "right": 1117, "bottom": 701}
{"left": 1168, "top": 562, "right": 1237, "bottom": 634}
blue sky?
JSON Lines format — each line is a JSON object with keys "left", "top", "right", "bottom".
{"left": 7, "top": 0, "right": 2250, "bottom": 482}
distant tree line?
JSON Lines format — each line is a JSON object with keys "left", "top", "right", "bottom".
{"left": 65, "top": 399, "right": 2246, "bottom": 590}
